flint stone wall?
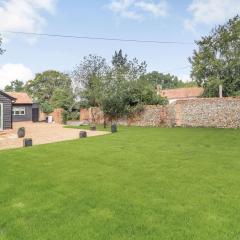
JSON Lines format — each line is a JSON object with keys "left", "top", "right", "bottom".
{"left": 80, "top": 98, "right": 240, "bottom": 128}
{"left": 174, "top": 98, "right": 240, "bottom": 128}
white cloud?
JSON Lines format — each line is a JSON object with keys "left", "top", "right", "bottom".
{"left": 0, "top": 0, "right": 57, "bottom": 41}
{"left": 107, "top": 0, "right": 168, "bottom": 20}
{"left": 185, "top": 0, "right": 240, "bottom": 32}
{"left": 0, "top": 64, "right": 34, "bottom": 89}
{"left": 135, "top": 1, "right": 168, "bottom": 17}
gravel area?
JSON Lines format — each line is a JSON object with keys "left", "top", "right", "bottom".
{"left": 0, "top": 122, "right": 110, "bottom": 151}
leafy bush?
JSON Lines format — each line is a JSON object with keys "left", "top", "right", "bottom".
{"left": 68, "top": 111, "right": 80, "bottom": 120}
{"left": 41, "top": 102, "right": 54, "bottom": 114}
{"left": 62, "top": 110, "right": 68, "bottom": 125}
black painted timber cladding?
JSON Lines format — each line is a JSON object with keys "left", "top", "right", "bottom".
{"left": 12, "top": 104, "right": 33, "bottom": 122}
{"left": 0, "top": 92, "right": 13, "bottom": 130}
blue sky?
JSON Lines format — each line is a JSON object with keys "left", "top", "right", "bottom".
{"left": 0, "top": 0, "right": 239, "bottom": 88}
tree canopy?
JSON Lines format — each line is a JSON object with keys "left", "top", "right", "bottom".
{"left": 25, "top": 70, "right": 74, "bottom": 113}
{"left": 142, "top": 71, "right": 193, "bottom": 89}
{"left": 73, "top": 55, "right": 108, "bottom": 108}
{"left": 4, "top": 80, "right": 25, "bottom": 92}
{"left": 74, "top": 50, "right": 168, "bottom": 120}
{"left": 190, "top": 15, "right": 240, "bottom": 97}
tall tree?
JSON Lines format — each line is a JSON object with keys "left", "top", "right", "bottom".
{"left": 74, "top": 50, "right": 167, "bottom": 121}
{"left": 4, "top": 80, "right": 25, "bottom": 92}
{"left": 73, "top": 55, "right": 109, "bottom": 107}
{"left": 25, "top": 70, "right": 74, "bottom": 112}
{"left": 112, "top": 49, "right": 128, "bottom": 70}
{"left": 112, "top": 50, "right": 147, "bottom": 82}
{"left": 189, "top": 15, "right": 240, "bottom": 97}
{"left": 101, "top": 50, "right": 167, "bottom": 121}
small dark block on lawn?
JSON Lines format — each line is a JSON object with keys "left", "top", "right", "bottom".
{"left": 23, "top": 138, "right": 33, "bottom": 147}
{"left": 111, "top": 124, "right": 117, "bottom": 133}
{"left": 90, "top": 126, "right": 96, "bottom": 131}
{"left": 79, "top": 131, "right": 87, "bottom": 138}
{"left": 18, "top": 127, "right": 25, "bottom": 138}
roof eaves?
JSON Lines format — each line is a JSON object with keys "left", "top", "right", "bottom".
{"left": 0, "top": 90, "right": 17, "bottom": 101}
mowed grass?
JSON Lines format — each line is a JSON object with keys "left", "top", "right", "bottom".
{"left": 1, "top": 127, "right": 240, "bottom": 240}
{"left": 65, "top": 124, "right": 112, "bottom": 132}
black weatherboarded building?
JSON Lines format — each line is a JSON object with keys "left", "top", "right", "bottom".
{"left": 0, "top": 90, "right": 16, "bottom": 130}
{"left": 0, "top": 91, "right": 39, "bottom": 131}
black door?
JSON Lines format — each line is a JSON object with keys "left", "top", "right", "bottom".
{"left": 32, "top": 108, "right": 39, "bottom": 122}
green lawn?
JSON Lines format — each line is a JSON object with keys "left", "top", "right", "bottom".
{"left": 1, "top": 127, "right": 240, "bottom": 240}
{"left": 65, "top": 124, "right": 112, "bottom": 132}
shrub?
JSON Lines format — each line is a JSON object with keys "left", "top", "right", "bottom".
{"left": 68, "top": 111, "right": 80, "bottom": 121}
{"left": 62, "top": 110, "right": 68, "bottom": 124}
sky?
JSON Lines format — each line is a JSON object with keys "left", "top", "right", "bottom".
{"left": 0, "top": 0, "right": 240, "bottom": 89}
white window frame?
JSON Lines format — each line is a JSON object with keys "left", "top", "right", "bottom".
{"left": 12, "top": 107, "right": 26, "bottom": 116}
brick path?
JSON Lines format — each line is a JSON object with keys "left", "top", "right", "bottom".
{"left": 0, "top": 122, "right": 110, "bottom": 151}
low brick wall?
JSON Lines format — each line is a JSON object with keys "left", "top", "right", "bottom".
{"left": 80, "top": 109, "right": 90, "bottom": 122}
{"left": 80, "top": 98, "right": 240, "bottom": 128}
{"left": 39, "top": 108, "right": 64, "bottom": 124}
{"left": 80, "top": 106, "right": 169, "bottom": 127}
{"left": 52, "top": 108, "right": 64, "bottom": 124}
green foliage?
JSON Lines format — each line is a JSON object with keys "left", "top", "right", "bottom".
{"left": 182, "top": 80, "right": 198, "bottom": 88}
{"left": 101, "top": 93, "right": 128, "bottom": 120}
{"left": 128, "top": 78, "right": 168, "bottom": 105}
{"left": 67, "top": 111, "right": 80, "bottom": 121}
{"left": 142, "top": 71, "right": 186, "bottom": 89}
{"left": 40, "top": 102, "right": 54, "bottom": 114}
{"left": 112, "top": 50, "right": 147, "bottom": 82}
{"left": 75, "top": 50, "right": 167, "bottom": 120}
{"left": 73, "top": 55, "right": 108, "bottom": 108}
{"left": 4, "top": 80, "right": 25, "bottom": 92}
{"left": 26, "top": 70, "right": 74, "bottom": 112}
{"left": 101, "top": 51, "right": 167, "bottom": 120}
{"left": 51, "top": 88, "right": 74, "bottom": 110}
{"left": 190, "top": 15, "right": 240, "bottom": 97}
{"left": 112, "top": 49, "right": 128, "bottom": 70}
{"left": 62, "top": 110, "right": 68, "bottom": 125}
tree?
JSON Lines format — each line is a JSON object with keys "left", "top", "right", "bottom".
{"left": 51, "top": 88, "right": 74, "bottom": 110}
{"left": 142, "top": 71, "right": 186, "bottom": 89}
{"left": 101, "top": 50, "right": 167, "bottom": 121}
{"left": 25, "top": 70, "right": 74, "bottom": 112}
{"left": 4, "top": 80, "right": 25, "bottom": 92}
{"left": 112, "top": 49, "right": 128, "bottom": 70}
{"left": 0, "top": 35, "right": 4, "bottom": 55}
{"left": 112, "top": 50, "right": 147, "bottom": 82}
{"left": 73, "top": 55, "right": 109, "bottom": 107}
{"left": 189, "top": 15, "right": 240, "bottom": 97}
{"left": 74, "top": 50, "right": 167, "bottom": 122}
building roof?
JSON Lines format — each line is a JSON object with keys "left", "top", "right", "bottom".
{"left": 0, "top": 90, "right": 16, "bottom": 100}
{"left": 5, "top": 92, "right": 33, "bottom": 104}
{"left": 159, "top": 87, "right": 204, "bottom": 100}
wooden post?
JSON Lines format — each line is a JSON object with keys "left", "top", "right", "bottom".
{"left": 219, "top": 85, "right": 223, "bottom": 98}
{"left": 79, "top": 131, "right": 87, "bottom": 138}
{"left": 111, "top": 124, "right": 117, "bottom": 133}
{"left": 18, "top": 127, "right": 25, "bottom": 138}
{"left": 23, "top": 138, "right": 32, "bottom": 147}
{"left": 90, "top": 126, "right": 96, "bottom": 131}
